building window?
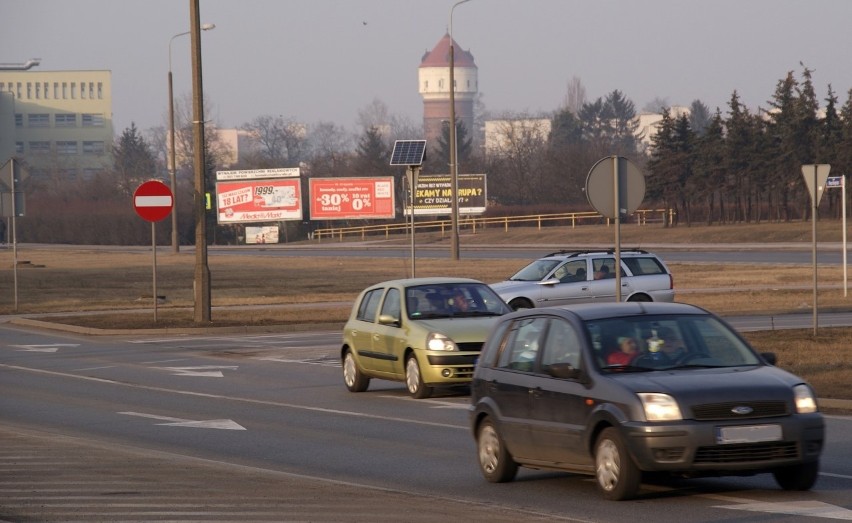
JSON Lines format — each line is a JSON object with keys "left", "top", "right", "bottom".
{"left": 15, "top": 142, "right": 24, "bottom": 154}
{"left": 29, "top": 141, "right": 51, "bottom": 154}
{"left": 55, "top": 113, "right": 77, "bottom": 127}
{"left": 82, "top": 168, "right": 104, "bottom": 180}
{"left": 89, "top": 82, "right": 95, "bottom": 99}
{"left": 43, "top": 82, "right": 49, "bottom": 99}
{"left": 57, "top": 141, "right": 78, "bottom": 155}
{"left": 82, "top": 141, "right": 105, "bottom": 154}
{"left": 15, "top": 114, "right": 22, "bottom": 127}
{"left": 71, "top": 82, "right": 76, "bottom": 99}
{"left": 97, "top": 82, "right": 103, "bottom": 99}
{"left": 35, "top": 82, "right": 41, "bottom": 99}
{"left": 16, "top": 82, "right": 22, "bottom": 99}
{"left": 54, "top": 82, "right": 59, "bottom": 98}
{"left": 26, "top": 82, "right": 32, "bottom": 99}
{"left": 80, "top": 84, "right": 86, "bottom": 99}
{"left": 58, "top": 168, "right": 78, "bottom": 178}
{"left": 424, "top": 80, "right": 429, "bottom": 90}
{"left": 82, "top": 113, "right": 105, "bottom": 127}
{"left": 27, "top": 114, "right": 50, "bottom": 127}
{"left": 438, "top": 79, "right": 444, "bottom": 89}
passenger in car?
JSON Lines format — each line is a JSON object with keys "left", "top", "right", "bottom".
{"left": 607, "top": 336, "right": 639, "bottom": 365}
{"left": 594, "top": 265, "right": 610, "bottom": 280}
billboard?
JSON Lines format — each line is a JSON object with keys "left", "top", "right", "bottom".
{"left": 216, "top": 178, "right": 303, "bottom": 224}
{"left": 409, "top": 173, "right": 487, "bottom": 216}
{"left": 309, "top": 177, "right": 396, "bottom": 220}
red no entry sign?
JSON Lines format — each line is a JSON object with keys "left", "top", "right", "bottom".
{"left": 133, "top": 180, "right": 174, "bottom": 222}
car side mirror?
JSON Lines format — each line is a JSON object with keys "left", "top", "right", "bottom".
{"left": 378, "top": 314, "right": 400, "bottom": 327}
{"left": 548, "top": 362, "right": 582, "bottom": 380}
{"left": 761, "top": 352, "right": 777, "bottom": 365}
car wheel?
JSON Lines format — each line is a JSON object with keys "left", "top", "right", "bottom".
{"left": 342, "top": 349, "right": 370, "bottom": 392}
{"left": 509, "top": 298, "right": 534, "bottom": 310}
{"left": 595, "top": 427, "right": 641, "bottom": 501}
{"left": 476, "top": 418, "right": 518, "bottom": 483}
{"left": 405, "top": 355, "right": 432, "bottom": 399}
{"left": 773, "top": 460, "right": 819, "bottom": 491}
{"left": 627, "top": 294, "right": 651, "bottom": 302}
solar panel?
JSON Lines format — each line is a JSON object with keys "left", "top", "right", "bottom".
{"left": 390, "top": 140, "right": 426, "bottom": 166}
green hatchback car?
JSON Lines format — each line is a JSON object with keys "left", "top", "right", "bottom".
{"left": 341, "top": 277, "right": 512, "bottom": 399}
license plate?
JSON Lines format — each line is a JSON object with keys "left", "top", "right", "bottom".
{"left": 716, "top": 424, "right": 782, "bottom": 444}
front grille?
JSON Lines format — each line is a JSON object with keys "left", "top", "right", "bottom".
{"left": 428, "top": 354, "right": 478, "bottom": 366}
{"left": 691, "top": 401, "right": 789, "bottom": 420}
{"left": 456, "top": 342, "right": 483, "bottom": 352}
{"left": 693, "top": 442, "right": 798, "bottom": 464}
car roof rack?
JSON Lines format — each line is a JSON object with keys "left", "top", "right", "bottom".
{"left": 543, "top": 248, "right": 649, "bottom": 258}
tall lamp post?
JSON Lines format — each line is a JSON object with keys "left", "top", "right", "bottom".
{"left": 448, "top": 0, "right": 471, "bottom": 261}
{"left": 168, "top": 22, "right": 215, "bottom": 254}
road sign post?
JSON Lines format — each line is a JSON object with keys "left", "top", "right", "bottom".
{"left": 826, "top": 175, "right": 847, "bottom": 297}
{"left": 133, "top": 180, "right": 175, "bottom": 322}
{"left": 801, "top": 164, "right": 831, "bottom": 336}
{"left": 585, "top": 156, "right": 646, "bottom": 301}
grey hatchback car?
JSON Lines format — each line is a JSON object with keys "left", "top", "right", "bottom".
{"left": 469, "top": 302, "right": 824, "bottom": 500}
{"left": 490, "top": 249, "right": 674, "bottom": 310}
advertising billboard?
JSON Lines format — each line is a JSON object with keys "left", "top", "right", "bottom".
{"left": 409, "top": 173, "right": 487, "bottom": 216}
{"left": 309, "top": 177, "right": 395, "bottom": 220}
{"left": 216, "top": 178, "right": 302, "bottom": 224}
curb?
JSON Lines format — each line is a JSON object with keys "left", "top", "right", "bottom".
{"left": 8, "top": 317, "right": 346, "bottom": 336}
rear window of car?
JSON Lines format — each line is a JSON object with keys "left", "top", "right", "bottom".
{"left": 622, "top": 256, "right": 667, "bottom": 276}
{"left": 356, "top": 288, "right": 384, "bottom": 322}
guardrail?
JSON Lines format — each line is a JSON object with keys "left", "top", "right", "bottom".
{"left": 312, "top": 209, "right": 672, "bottom": 242}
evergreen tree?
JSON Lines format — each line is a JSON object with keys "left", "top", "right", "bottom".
{"left": 113, "top": 122, "right": 157, "bottom": 196}
{"left": 688, "top": 100, "right": 712, "bottom": 135}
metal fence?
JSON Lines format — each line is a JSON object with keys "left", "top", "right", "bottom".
{"left": 312, "top": 209, "right": 673, "bottom": 242}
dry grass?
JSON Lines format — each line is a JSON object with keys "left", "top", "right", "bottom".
{"left": 2, "top": 221, "right": 851, "bottom": 402}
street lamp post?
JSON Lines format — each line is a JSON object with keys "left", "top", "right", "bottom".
{"left": 168, "top": 22, "right": 214, "bottom": 254}
{"left": 449, "top": 0, "right": 471, "bottom": 261}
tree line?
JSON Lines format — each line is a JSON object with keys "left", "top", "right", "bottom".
{"left": 13, "top": 65, "right": 852, "bottom": 245}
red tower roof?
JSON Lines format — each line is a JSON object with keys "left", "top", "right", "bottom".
{"left": 419, "top": 33, "right": 476, "bottom": 68}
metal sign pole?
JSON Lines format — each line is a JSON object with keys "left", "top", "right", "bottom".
{"left": 11, "top": 158, "right": 18, "bottom": 312}
{"left": 152, "top": 222, "right": 158, "bottom": 322}
{"left": 612, "top": 156, "right": 622, "bottom": 302}
{"left": 840, "top": 174, "right": 848, "bottom": 298}
{"left": 811, "top": 166, "right": 818, "bottom": 337}
{"left": 408, "top": 166, "right": 417, "bottom": 278}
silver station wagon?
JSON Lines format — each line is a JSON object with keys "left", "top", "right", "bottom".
{"left": 491, "top": 249, "right": 674, "bottom": 311}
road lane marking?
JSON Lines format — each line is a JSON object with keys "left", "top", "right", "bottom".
{"left": 11, "top": 344, "right": 79, "bottom": 352}
{"left": 119, "top": 411, "right": 246, "bottom": 430}
{"left": 1, "top": 364, "right": 463, "bottom": 430}
{"left": 161, "top": 365, "right": 238, "bottom": 377}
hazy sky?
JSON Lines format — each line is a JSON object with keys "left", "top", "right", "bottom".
{"left": 4, "top": 0, "right": 852, "bottom": 135}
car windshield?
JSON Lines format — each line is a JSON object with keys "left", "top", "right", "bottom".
{"left": 508, "top": 259, "right": 562, "bottom": 282}
{"left": 586, "top": 314, "right": 762, "bottom": 372}
{"left": 406, "top": 283, "right": 511, "bottom": 319}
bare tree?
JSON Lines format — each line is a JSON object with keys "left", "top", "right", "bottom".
{"left": 563, "top": 76, "right": 587, "bottom": 115}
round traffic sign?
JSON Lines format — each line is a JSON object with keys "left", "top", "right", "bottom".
{"left": 585, "top": 156, "right": 645, "bottom": 219}
{"left": 133, "top": 180, "right": 174, "bottom": 222}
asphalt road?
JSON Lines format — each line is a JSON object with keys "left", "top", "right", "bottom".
{"left": 2, "top": 324, "right": 852, "bottom": 522}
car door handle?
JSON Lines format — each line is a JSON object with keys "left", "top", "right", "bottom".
{"left": 529, "top": 387, "right": 543, "bottom": 398}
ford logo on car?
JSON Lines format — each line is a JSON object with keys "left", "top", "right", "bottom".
{"left": 732, "top": 406, "right": 754, "bottom": 415}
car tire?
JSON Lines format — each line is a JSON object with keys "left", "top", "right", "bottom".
{"left": 773, "top": 460, "right": 819, "bottom": 491}
{"left": 405, "top": 355, "right": 432, "bottom": 399}
{"left": 595, "top": 427, "right": 641, "bottom": 501}
{"left": 509, "top": 298, "right": 534, "bottom": 311}
{"left": 342, "top": 349, "right": 370, "bottom": 393}
{"left": 476, "top": 418, "right": 518, "bottom": 483}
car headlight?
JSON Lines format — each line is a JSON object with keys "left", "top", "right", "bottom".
{"left": 426, "top": 332, "right": 457, "bottom": 351}
{"left": 793, "top": 384, "right": 818, "bottom": 414}
{"left": 638, "top": 393, "right": 683, "bottom": 421}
